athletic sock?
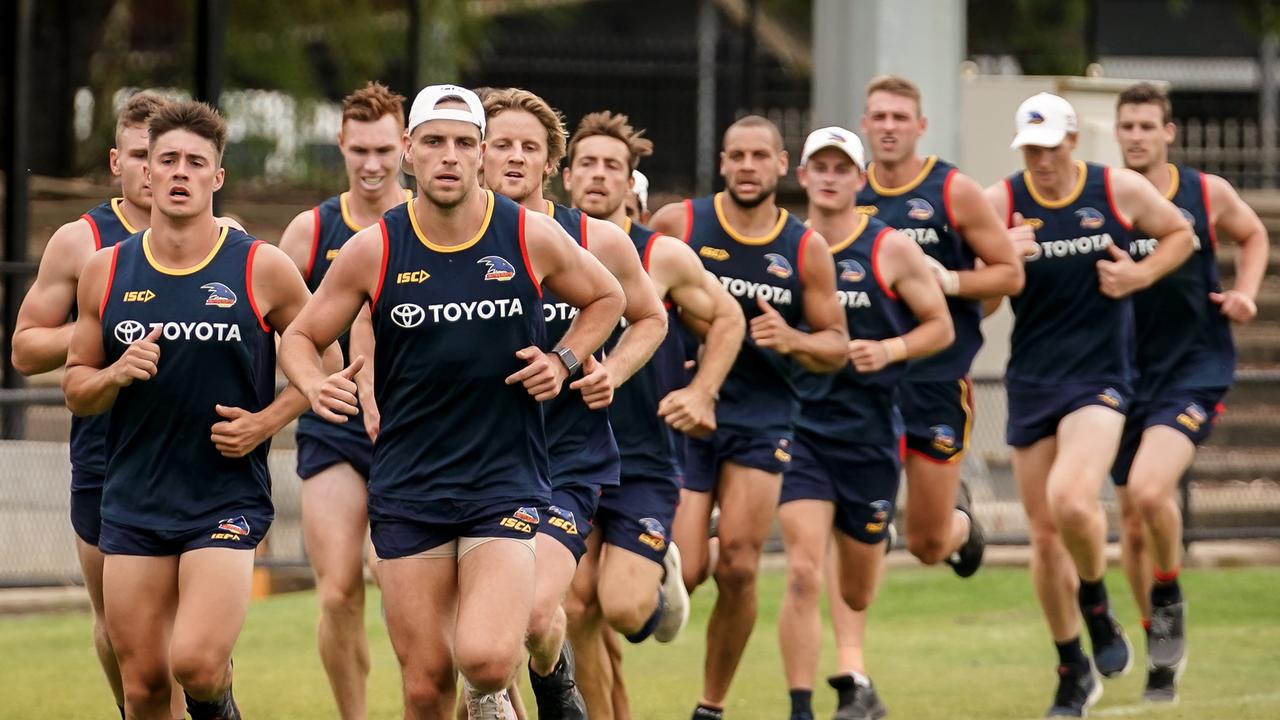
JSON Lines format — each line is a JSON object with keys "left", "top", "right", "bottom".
{"left": 692, "top": 703, "right": 724, "bottom": 719}
{"left": 788, "top": 688, "right": 814, "bottom": 719}
{"left": 118, "top": 705, "right": 125, "bottom": 720}
{"left": 625, "top": 591, "right": 665, "bottom": 644}
{"left": 185, "top": 688, "right": 236, "bottom": 720}
{"left": 1055, "top": 636, "right": 1089, "bottom": 670}
{"left": 1152, "top": 568, "right": 1183, "bottom": 606}
{"left": 1077, "top": 577, "right": 1108, "bottom": 609}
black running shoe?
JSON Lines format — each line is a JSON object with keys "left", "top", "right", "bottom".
{"left": 1147, "top": 601, "right": 1187, "bottom": 670}
{"left": 184, "top": 687, "right": 241, "bottom": 720}
{"left": 1142, "top": 664, "right": 1179, "bottom": 704}
{"left": 691, "top": 705, "right": 724, "bottom": 720}
{"left": 529, "top": 643, "right": 587, "bottom": 720}
{"left": 1082, "top": 602, "right": 1132, "bottom": 678}
{"left": 1046, "top": 662, "right": 1101, "bottom": 717}
{"left": 828, "top": 673, "right": 888, "bottom": 720}
{"left": 945, "top": 481, "right": 985, "bottom": 578}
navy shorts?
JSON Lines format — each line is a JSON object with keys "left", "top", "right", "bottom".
{"left": 781, "top": 430, "right": 903, "bottom": 544}
{"left": 296, "top": 429, "right": 373, "bottom": 480}
{"left": 539, "top": 483, "right": 601, "bottom": 562}
{"left": 98, "top": 512, "right": 272, "bottom": 557}
{"left": 683, "top": 427, "right": 793, "bottom": 493}
{"left": 1111, "top": 387, "right": 1226, "bottom": 486}
{"left": 1006, "top": 380, "right": 1130, "bottom": 448}
{"left": 370, "top": 504, "right": 543, "bottom": 560}
{"left": 69, "top": 472, "right": 105, "bottom": 546}
{"left": 597, "top": 475, "right": 680, "bottom": 565}
{"left": 900, "top": 378, "right": 974, "bottom": 463}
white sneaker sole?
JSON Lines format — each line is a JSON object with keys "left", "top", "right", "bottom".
{"left": 654, "top": 541, "right": 691, "bottom": 643}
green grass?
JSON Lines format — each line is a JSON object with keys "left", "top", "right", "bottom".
{"left": 4, "top": 565, "right": 1280, "bottom": 719}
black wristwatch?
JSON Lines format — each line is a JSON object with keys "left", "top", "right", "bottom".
{"left": 552, "top": 346, "right": 581, "bottom": 376}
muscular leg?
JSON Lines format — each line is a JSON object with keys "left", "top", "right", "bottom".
{"left": 169, "top": 549, "right": 255, "bottom": 703}
{"left": 1116, "top": 487, "right": 1154, "bottom": 620}
{"left": 832, "top": 532, "right": 888, "bottom": 615}
{"left": 604, "top": 627, "right": 631, "bottom": 720}
{"left": 826, "top": 544, "right": 868, "bottom": 675}
{"left": 456, "top": 540, "right": 537, "bottom": 693}
{"left": 566, "top": 533, "right": 612, "bottom": 720}
{"left": 672, "top": 489, "right": 713, "bottom": 592}
{"left": 75, "top": 539, "right": 125, "bottom": 707}
{"left": 1047, "top": 407, "right": 1125, "bottom": 584}
{"left": 1127, "top": 427, "right": 1194, "bottom": 578}
{"left": 701, "top": 462, "right": 782, "bottom": 707}
{"left": 777, "top": 500, "right": 835, "bottom": 693}
{"left": 526, "top": 533, "right": 578, "bottom": 676}
{"left": 380, "top": 555, "right": 458, "bottom": 720}
{"left": 902, "top": 457, "right": 969, "bottom": 565}
{"left": 1013, "top": 436, "right": 1080, "bottom": 643}
{"left": 103, "top": 555, "right": 179, "bottom": 720}
{"left": 597, "top": 545, "right": 665, "bottom": 636}
{"left": 302, "top": 463, "right": 371, "bottom": 720}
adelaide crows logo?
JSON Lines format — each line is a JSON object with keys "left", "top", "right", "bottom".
{"left": 764, "top": 253, "right": 793, "bottom": 279}
{"left": 1026, "top": 110, "right": 1046, "bottom": 125}
{"left": 838, "top": 259, "right": 866, "bottom": 283}
{"left": 217, "top": 516, "right": 250, "bottom": 536}
{"left": 201, "top": 282, "right": 237, "bottom": 308}
{"left": 478, "top": 255, "right": 516, "bottom": 282}
{"left": 906, "top": 198, "right": 935, "bottom": 221}
{"left": 930, "top": 424, "right": 957, "bottom": 454}
{"left": 1076, "top": 207, "right": 1105, "bottom": 230}
{"left": 865, "top": 499, "right": 893, "bottom": 534}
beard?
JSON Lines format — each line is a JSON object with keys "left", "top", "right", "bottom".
{"left": 726, "top": 181, "right": 776, "bottom": 209}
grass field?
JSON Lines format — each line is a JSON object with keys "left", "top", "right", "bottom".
{"left": 4, "top": 564, "right": 1279, "bottom": 719}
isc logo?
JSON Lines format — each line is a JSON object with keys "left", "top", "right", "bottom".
{"left": 123, "top": 290, "right": 155, "bottom": 303}
{"left": 499, "top": 517, "right": 533, "bottom": 534}
{"left": 209, "top": 532, "right": 242, "bottom": 541}
{"left": 397, "top": 269, "right": 431, "bottom": 284}
{"left": 699, "top": 246, "right": 730, "bottom": 261}
{"left": 549, "top": 516, "right": 578, "bottom": 535}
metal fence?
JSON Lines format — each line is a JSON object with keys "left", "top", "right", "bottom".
{"left": 3, "top": 376, "right": 1278, "bottom": 587}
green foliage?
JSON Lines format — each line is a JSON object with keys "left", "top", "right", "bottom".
{"left": 4, "top": 566, "right": 1280, "bottom": 718}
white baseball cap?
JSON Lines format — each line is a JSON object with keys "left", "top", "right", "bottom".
{"left": 1010, "top": 93, "right": 1078, "bottom": 149}
{"left": 631, "top": 170, "right": 649, "bottom": 213}
{"left": 407, "top": 84, "right": 486, "bottom": 137}
{"left": 800, "top": 126, "right": 866, "bottom": 170}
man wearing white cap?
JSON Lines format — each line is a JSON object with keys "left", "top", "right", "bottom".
{"left": 279, "top": 84, "right": 626, "bottom": 720}
{"left": 983, "top": 92, "right": 1193, "bottom": 718}
{"left": 857, "top": 75, "right": 1023, "bottom": 581}
{"left": 777, "top": 126, "right": 953, "bottom": 720}
{"left": 626, "top": 170, "right": 650, "bottom": 224}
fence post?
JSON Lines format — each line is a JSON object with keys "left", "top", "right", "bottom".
{"left": 1259, "top": 33, "right": 1278, "bottom": 188}
{"left": 1, "top": 0, "right": 33, "bottom": 441}
{"left": 695, "top": 0, "right": 718, "bottom": 197}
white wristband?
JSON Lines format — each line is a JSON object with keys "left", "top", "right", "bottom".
{"left": 941, "top": 270, "right": 960, "bottom": 296}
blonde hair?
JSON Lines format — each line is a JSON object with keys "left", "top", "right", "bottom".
{"left": 865, "top": 74, "right": 922, "bottom": 114}
{"left": 482, "top": 87, "right": 568, "bottom": 168}
{"left": 115, "top": 90, "right": 167, "bottom": 145}
{"left": 567, "top": 111, "right": 654, "bottom": 170}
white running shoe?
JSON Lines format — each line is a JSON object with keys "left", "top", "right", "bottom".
{"left": 654, "top": 541, "right": 691, "bottom": 643}
{"left": 463, "top": 678, "right": 517, "bottom": 720}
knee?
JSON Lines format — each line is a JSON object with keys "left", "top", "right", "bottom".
{"left": 526, "top": 600, "right": 560, "bottom": 646}
{"left": 402, "top": 674, "right": 452, "bottom": 714}
{"left": 563, "top": 591, "right": 598, "bottom": 630}
{"left": 1047, "top": 491, "right": 1097, "bottom": 532}
{"left": 1027, "top": 523, "right": 1064, "bottom": 563}
{"left": 170, "top": 649, "right": 228, "bottom": 699}
{"left": 317, "top": 577, "right": 364, "bottom": 618}
{"left": 839, "top": 583, "right": 874, "bottom": 613}
{"left": 600, "top": 592, "right": 652, "bottom": 635}
{"left": 456, "top": 650, "right": 517, "bottom": 695}
{"left": 783, "top": 556, "right": 823, "bottom": 605}
{"left": 683, "top": 558, "right": 709, "bottom": 593}
{"left": 713, "top": 543, "right": 760, "bottom": 593}
{"left": 906, "top": 530, "right": 950, "bottom": 565}
{"left": 122, "top": 672, "right": 170, "bottom": 712}
{"left": 1130, "top": 483, "right": 1171, "bottom": 520}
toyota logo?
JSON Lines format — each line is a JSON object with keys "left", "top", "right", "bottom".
{"left": 391, "top": 303, "right": 425, "bottom": 328}
{"left": 114, "top": 320, "right": 148, "bottom": 344}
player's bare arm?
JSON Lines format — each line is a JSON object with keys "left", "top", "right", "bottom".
{"left": 348, "top": 303, "right": 379, "bottom": 440}
{"left": 520, "top": 211, "right": 626, "bottom": 402}
{"left": 1097, "top": 168, "right": 1195, "bottom": 298}
{"left": 1206, "top": 173, "right": 1270, "bottom": 322}
{"left": 647, "top": 236, "right": 744, "bottom": 436}
{"left": 648, "top": 201, "right": 690, "bottom": 241}
{"left": 947, "top": 172, "right": 1024, "bottom": 298}
{"left": 11, "top": 219, "right": 98, "bottom": 375}
{"left": 850, "top": 230, "right": 954, "bottom": 374}
{"left": 575, "top": 217, "right": 667, "bottom": 401}
{"left": 210, "top": 244, "right": 336, "bottom": 459}
{"left": 280, "top": 224, "right": 383, "bottom": 422}
{"left": 63, "top": 248, "right": 158, "bottom": 416}
{"left": 278, "top": 208, "right": 319, "bottom": 278}
{"left": 750, "top": 230, "right": 849, "bottom": 372}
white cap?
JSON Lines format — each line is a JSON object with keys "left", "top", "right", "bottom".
{"left": 407, "top": 84, "right": 486, "bottom": 137}
{"left": 800, "top": 126, "right": 866, "bottom": 170}
{"left": 1010, "top": 93, "right": 1078, "bottom": 149}
{"left": 632, "top": 170, "right": 649, "bottom": 213}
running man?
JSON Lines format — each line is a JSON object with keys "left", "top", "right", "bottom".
{"left": 779, "top": 127, "right": 953, "bottom": 720}
{"left": 63, "top": 100, "right": 319, "bottom": 720}
{"left": 560, "top": 110, "right": 746, "bottom": 719}
{"left": 1112, "top": 82, "right": 1269, "bottom": 702}
{"left": 984, "top": 92, "right": 1194, "bottom": 717}
{"left": 11, "top": 90, "right": 232, "bottom": 720}
{"left": 649, "top": 114, "right": 849, "bottom": 720}
{"left": 277, "top": 81, "right": 411, "bottom": 720}
{"left": 481, "top": 88, "right": 668, "bottom": 720}
{"left": 858, "top": 74, "right": 1023, "bottom": 576}
{"left": 279, "top": 85, "right": 625, "bottom": 720}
